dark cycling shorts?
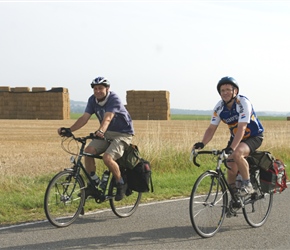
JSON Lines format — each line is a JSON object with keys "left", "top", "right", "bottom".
{"left": 227, "top": 134, "right": 263, "bottom": 153}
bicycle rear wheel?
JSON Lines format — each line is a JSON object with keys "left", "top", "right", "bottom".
{"left": 242, "top": 188, "right": 273, "bottom": 227}
{"left": 44, "top": 169, "right": 85, "bottom": 227}
{"left": 189, "top": 171, "right": 228, "bottom": 238}
{"left": 109, "top": 178, "right": 142, "bottom": 218}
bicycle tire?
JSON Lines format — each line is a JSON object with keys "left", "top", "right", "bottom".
{"left": 242, "top": 169, "right": 273, "bottom": 227}
{"left": 189, "top": 171, "right": 228, "bottom": 238}
{"left": 109, "top": 177, "right": 142, "bottom": 218}
{"left": 44, "top": 169, "right": 85, "bottom": 227}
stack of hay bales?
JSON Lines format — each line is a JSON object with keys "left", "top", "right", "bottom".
{"left": 0, "top": 86, "right": 70, "bottom": 120}
{"left": 126, "top": 90, "right": 170, "bottom": 120}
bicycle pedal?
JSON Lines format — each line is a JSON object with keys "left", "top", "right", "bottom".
{"left": 126, "top": 188, "right": 132, "bottom": 196}
{"left": 227, "top": 209, "right": 238, "bottom": 217}
{"left": 232, "top": 201, "right": 242, "bottom": 209}
{"left": 95, "top": 195, "right": 106, "bottom": 203}
{"left": 251, "top": 192, "right": 258, "bottom": 199}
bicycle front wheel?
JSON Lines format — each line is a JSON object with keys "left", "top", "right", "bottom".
{"left": 44, "top": 170, "right": 85, "bottom": 227}
{"left": 242, "top": 189, "right": 273, "bottom": 227}
{"left": 189, "top": 171, "right": 228, "bottom": 238}
{"left": 109, "top": 178, "right": 142, "bottom": 218}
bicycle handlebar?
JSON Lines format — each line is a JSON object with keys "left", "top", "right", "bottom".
{"left": 190, "top": 149, "right": 231, "bottom": 169}
{"left": 60, "top": 132, "right": 112, "bottom": 157}
{"left": 71, "top": 133, "right": 112, "bottom": 144}
{"left": 60, "top": 131, "right": 112, "bottom": 144}
{"left": 59, "top": 127, "right": 112, "bottom": 143}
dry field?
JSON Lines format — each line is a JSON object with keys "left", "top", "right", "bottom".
{"left": 0, "top": 119, "right": 289, "bottom": 181}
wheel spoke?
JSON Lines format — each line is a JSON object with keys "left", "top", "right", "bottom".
{"left": 109, "top": 177, "right": 142, "bottom": 218}
{"left": 189, "top": 172, "right": 227, "bottom": 238}
{"left": 243, "top": 169, "right": 273, "bottom": 227}
{"left": 44, "top": 170, "right": 85, "bottom": 227}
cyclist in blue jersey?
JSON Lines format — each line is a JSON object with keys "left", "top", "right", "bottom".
{"left": 58, "top": 77, "right": 134, "bottom": 201}
{"left": 192, "top": 76, "right": 264, "bottom": 196}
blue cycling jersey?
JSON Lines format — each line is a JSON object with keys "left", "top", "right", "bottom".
{"left": 85, "top": 91, "right": 134, "bottom": 135}
{"left": 211, "top": 95, "right": 264, "bottom": 139}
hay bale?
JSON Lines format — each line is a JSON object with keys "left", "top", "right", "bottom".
{"left": 13, "top": 87, "right": 30, "bottom": 92}
{"left": 32, "top": 87, "right": 46, "bottom": 92}
{"left": 0, "top": 86, "right": 10, "bottom": 92}
{"left": 126, "top": 90, "right": 170, "bottom": 120}
{"left": 50, "top": 87, "right": 68, "bottom": 93}
{"left": 0, "top": 86, "right": 70, "bottom": 120}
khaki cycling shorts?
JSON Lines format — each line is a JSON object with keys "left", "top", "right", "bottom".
{"left": 87, "top": 131, "right": 133, "bottom": 160}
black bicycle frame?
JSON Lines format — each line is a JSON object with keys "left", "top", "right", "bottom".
{"left": 71, "top": 138, "right": 104, "bottom": 190}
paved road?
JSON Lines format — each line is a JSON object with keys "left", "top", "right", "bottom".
{"left": 0, "top": 191, "right": 290, "bottom": 250}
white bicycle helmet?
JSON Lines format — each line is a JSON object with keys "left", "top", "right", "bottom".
{"left": 91, "top": 77, "right": 110, "bottom": 88}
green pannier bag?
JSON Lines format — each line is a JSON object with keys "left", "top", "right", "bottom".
{"left": 249, "top": 151, "right": 275, "bottom": 170}
{"left": 117, "top": 144, "right": 141, "bottom": 169}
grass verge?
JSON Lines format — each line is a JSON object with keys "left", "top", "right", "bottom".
{"left": 0, "top": 119, "right": 289, "bottom": 226}
{"left": 1, "top": 150, "right": 289, "bottom": 226}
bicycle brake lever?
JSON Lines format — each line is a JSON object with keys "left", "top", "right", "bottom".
{"left": 190, "top": 150, "right": 200, "bottom": 167}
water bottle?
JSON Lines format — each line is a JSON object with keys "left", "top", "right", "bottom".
{"left": 91, "top": 174, "right": 100, "bottom": 186}
{"left": 235, "top": 173, "right": 243, "bottom": 189}
{"left": 100, "top": 170, "right": 110, "bottom": 190}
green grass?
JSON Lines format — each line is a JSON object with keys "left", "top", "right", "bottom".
{"left": 72, "top": 113, "right": 287, "bottom": 121}
{"left": 70, "top": 113, "right": 96, "bottom": 119}
{"left": 170, "top": 114, "right": 211, "bottom": 120}
{"left": 0, "top": 150, "right": 200, "bottom": 225}
{"left": 1, "top": 147, "right": 289, "bottom": 226}
{"left": 170, "top": 114, "right": 287, "bottom": 121}
{"left": 258, "top": 116, "right": 288, "bottom": 121}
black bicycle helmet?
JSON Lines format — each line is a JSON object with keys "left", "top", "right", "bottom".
{"left": 91, "top": 77, "right": 110, "bottom": 88}
{"left": 217, "top": 76, "right": 239, "bottom": 94}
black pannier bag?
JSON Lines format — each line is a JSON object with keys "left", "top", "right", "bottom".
{"left": 126, "top": 159, "right": 154, "bottom": 193}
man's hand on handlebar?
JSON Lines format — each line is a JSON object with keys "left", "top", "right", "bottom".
{"left": 58, "top": 127, "right": 73, "bottom": 137}
{"left": 95, "top": 129, "right": 105, "bottom": 139}
{"left": 223, "top": 147, "right": 234, "bottom": 155}
{"left": 193, "top": 142, "right": 204, "bottom": 150}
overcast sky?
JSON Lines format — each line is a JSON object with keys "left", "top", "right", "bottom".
{"left": 1, "top": 1, "right": 289, "bottom": 112}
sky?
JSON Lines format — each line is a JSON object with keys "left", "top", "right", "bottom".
{"left": 0, "top": 0, "right": 289, "bottom": 113}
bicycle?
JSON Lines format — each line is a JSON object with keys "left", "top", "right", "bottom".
{"left": 189, "top": 149, "right": 273, "bottom": 238}
{"left": 44, "top": 132, "right": 142, "bottom": 228}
